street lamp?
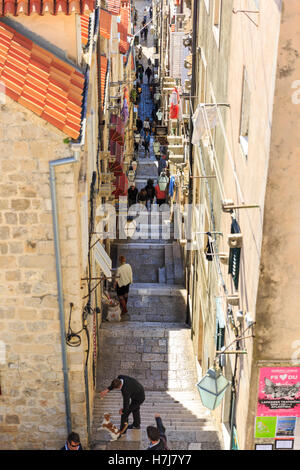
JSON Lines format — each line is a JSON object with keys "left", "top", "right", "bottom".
{"left": 196, "top": 365, "right": 230, "bottom": 411}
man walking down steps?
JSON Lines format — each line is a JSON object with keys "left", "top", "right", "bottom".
{"left": 99, "top": 375, "right": 145, "bottom": 433}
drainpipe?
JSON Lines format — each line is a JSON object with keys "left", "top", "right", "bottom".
{"left": 49, "top": 147, "right": 80, "bottom": 436}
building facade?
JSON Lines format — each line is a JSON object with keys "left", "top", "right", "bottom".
{"left": 158, "top": 0, "right": 300, "bottom": 450}
{"left": 0, "top": 0, "right": 135, "bottom": 449}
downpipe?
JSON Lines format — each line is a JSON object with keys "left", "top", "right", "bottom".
{"left": 49, "top": 152, "right": 79, "bottom": 436}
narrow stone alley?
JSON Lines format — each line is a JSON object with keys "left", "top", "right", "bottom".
{"left": 90, "top": 0, "right": 223, "bottom": 451}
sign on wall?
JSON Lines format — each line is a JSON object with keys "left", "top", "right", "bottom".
{"left": 255, "top": 367, "right": 300, "bottom": 449}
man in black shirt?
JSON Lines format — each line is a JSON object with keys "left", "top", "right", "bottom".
{"left": 146, "top": 414, "right": 168, "bottom": 450}
{"left": 100, "top": 375, "right": 145, "bottom": 431}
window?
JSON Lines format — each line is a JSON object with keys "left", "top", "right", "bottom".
{"left": 239, "top": 67, "right": 251, "bottom": 157}
{"left": 213, "top": 0, "right": 222, "bottom": 45}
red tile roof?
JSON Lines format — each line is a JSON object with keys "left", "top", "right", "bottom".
{"left": 106, "top": 0, "right": 120, "bottom": 16}
{"left": 0, "top": 0, "right": 95, "bottom": 16}
{"left": 99, "top": 8, "right": 112, "bottom": 40}
{"left": 99, "top": 55, "right": 108, "bottom": 110}
{"left": 0, "top": 22, "right": 85, "bottom": 139}
{"left": 118, "top": 2, "right": 130, "bottom": 54}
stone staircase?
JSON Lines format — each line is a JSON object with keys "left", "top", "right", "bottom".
{"left": 90, "top": 26, "right": 223, "bottom": 450}
{"left": 127, "top": 284, "right": 187, "bottom": 323}
{"left": 96, "top": 322, "right": 197, "bottom": 392}
{"left": 91, "top": 390, "right": 221, "bottom": 450}
{"left": 91, "top": 323, "right": 222, "bottom": 450}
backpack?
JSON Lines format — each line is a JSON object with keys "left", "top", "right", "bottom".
{"left": 146, "top": 186, "right": 155, "bottom": 199}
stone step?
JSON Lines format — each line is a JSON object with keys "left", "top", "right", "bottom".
{"left": 173, "top": 242, "right": 185, "bottom": 284}
{"left": 158, "top": 266, "right": 166, "bottom": 283}
{"left": 130, "top": 283, "right": 186, "bottom": 295}
{"left": 126, "top": 283, "right": 186, "bottom": 322}
{"left": 97, "top": 323, "right": 197, "bottom": 391}
{"left": 165, "top": 244, "right": 174, "bottom": 283}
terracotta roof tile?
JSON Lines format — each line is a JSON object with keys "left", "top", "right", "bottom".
{"left": 18, "top": 95, "right": 44, "bottom": 116}
{"left": 41, "top": 0, "right": 55, "bottom": 15}
{"left": 29, "top": 0, "right": 42, "bottom": 15}
{"left": 0, "top": 22, "right": 85, "bottom": 139}
{"left": 0, "top": 0, "right": 95, "bottom": 16}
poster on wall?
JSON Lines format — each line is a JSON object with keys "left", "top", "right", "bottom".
{"left": 255, "top": 367, "right": 300, "bottom": 449}
{"left": 257, "top": 367, "right": 300, "bottom": 416}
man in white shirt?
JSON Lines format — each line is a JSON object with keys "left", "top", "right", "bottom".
{"left": 114, "top": 256, "right": 133, "bottom": 318}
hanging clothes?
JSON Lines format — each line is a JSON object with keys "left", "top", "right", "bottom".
{"left": 169, "top": 175, "right": 175, "bottom": 197}
{"left": 205, "top": 232, "right": 214, "bottom": 261}
{"left": 169, "top": 87, "right": 180, "bottom": 119}
{"left": 192, "top": 104, "right": 218, "bottom": 145}
{"left": 121, "top": 98, "right": 129, "bottom": 124}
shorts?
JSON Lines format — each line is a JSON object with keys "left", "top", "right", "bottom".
{"left": 117, "top": 283, "right": 130, "bottom": 296}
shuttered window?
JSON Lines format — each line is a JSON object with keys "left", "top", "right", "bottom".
{"left": 228, "top": 219, "right": 241, "bottom": 290}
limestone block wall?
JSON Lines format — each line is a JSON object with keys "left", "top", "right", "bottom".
{"left": 0, "top": 98, "right": 88, "bottom": 449}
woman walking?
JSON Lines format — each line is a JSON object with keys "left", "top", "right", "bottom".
{"left": 114, "top": 255, "right": 133, "bottom": 319}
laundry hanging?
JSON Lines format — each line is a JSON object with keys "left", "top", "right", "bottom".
{"left": 169, "top": 175, "right": 176, "bottom": 197}
{"left": 192, "top": 104, "right": 218, "bottom": 145}
{"left": 169, "top": 87, "right": 181, "bottom": 119}
{"left": 205, "top": 232, "right": 214, "bottom": 262}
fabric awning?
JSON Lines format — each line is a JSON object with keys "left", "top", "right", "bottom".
{"left": 118, "top": 2, "right": 130, "bottom": 54}
{"left": 100, "top": 8, "right": 112, "bottom": 39}
{"left": 94, "top": 241, "right": 112, "bottom": 278}
{"left": 106, "top": 0, "right": 121, "bottom": 15}
{"left": 112, "top": 173, "right": 128, "bottom": 197}
{"left": 99, "top": 55, "right": 108, "bottom": 110}
{"left": 80, "top": 14, "right": 90, "bottom": 46}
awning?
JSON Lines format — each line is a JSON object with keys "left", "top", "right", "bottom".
{"left": 94, "top": 241, "right": 112, "bottom": 278}
{"left": 106, "top": 0, "right": 121, "bottom": 15}
{"left": 118, "top": 2, "right": 130, "bottom": 54}
{"left": 112, "top": 172, "right": 128, "bottom": 197}
{"left": 80, "top": 14, "right": 90, "bottom": 46}
{"left": 99, "top": 8, "right": 112, "bottom": 39}
{"left": 99, "top": 55, "right": 108, "bottom": 110}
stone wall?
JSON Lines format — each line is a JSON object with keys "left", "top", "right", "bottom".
{"left": 0, "top": 97, "right": 88, "bottom": 449}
